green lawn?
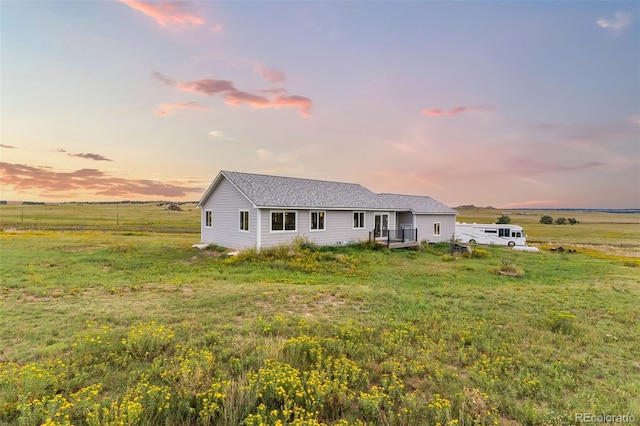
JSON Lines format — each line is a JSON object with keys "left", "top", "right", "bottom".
{"left": 0, "top": 205, "right": 639, "bottom": 425}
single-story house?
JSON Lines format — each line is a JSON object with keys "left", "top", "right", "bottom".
{"left": 197, "top": 170, "right": 458, "bottom": 250}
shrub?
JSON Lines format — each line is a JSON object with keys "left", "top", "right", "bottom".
{"left": 293, "top": 235, "right": 319, "bottom": 251}
{"left": 539, "top": 215, "right": 554, "bottom": 224}
{"left": 347, "top": 240, "right": 387, "bottom": 251}
{"left": 471, "top": 248, "right": 489, "bottom": 258}
{"left": 546, "top": 310, "right": 577, "bottom": 335}
{"left": 555, "top": 217, "right": 567, "bottom": 225}
{"left": 122, "top": 321, "right": 175, "bottom": 361}
{"left": 496, "top": 214, "right": 511, "bottom": 224}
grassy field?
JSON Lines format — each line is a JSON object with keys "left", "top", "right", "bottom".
{"left": 0, "top": 203, "right": 200, "bottom": 234}
{"left": 455, "top": 207, "right": 640, "bottom": 248}
{"left": 0, "top": 204, "right": 639, "bottom": 425}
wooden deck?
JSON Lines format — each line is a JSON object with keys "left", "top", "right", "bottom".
{"left": 388, "top": 240, "right": 420, "bottom": 249}
{"left": 371, "top": 228, "right": 419, "bottom": 249}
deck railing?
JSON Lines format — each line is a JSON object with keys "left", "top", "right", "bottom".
{"left": 370, "top": 228, "right": 418, "bottom": 245}
{"left": 387, "top": 228, "right": 418, "bottom": 244}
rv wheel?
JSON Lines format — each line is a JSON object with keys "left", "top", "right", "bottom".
{"left": 508, "top": 241, "right": 515, "bottom": 247}
{"left": 469, "top": 239, "right": 476, "bottom": 245}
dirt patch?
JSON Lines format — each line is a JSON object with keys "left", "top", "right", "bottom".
{"left": 291, "top": 293, "right": 345, "bottom": 318}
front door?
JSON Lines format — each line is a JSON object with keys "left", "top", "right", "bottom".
{"left": 374, "top": 213, "right": 389, "bottom": 238}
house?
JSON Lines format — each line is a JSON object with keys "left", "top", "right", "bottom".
{"left": 197, "top": 170, "right": 457, "bottom": 250}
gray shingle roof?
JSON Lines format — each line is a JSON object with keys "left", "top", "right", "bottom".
{"left": 375, "top": 193, "right": 458, "bottom": 214}
{"left": 222, "top": 170, "right": 378, "bottom": 209}
{"left": 200, "top": 170, "right": 456, "bottom": 214}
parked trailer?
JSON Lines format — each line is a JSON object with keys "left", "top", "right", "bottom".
{"left": 455, "top": 223, "right": 526, "bottom": 247}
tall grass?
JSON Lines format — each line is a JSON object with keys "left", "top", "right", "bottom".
{"left": 1, "top": 206, "right": 639, "bottom": 425}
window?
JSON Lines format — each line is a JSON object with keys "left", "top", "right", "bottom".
{"left": 310, "top": 211, "right": 325, "bottom": 230}
{"left": 433, "top": 222, "right": 441, "bottom": 236}
{"left": 205, "top": 210, "right": 212, "bottom": 228}
{"left": 240, "top": 210, "right": 249, "bottom": 231}
{"left": 353, "top": 211, "right": 365, "bottom": 229}
{"left": 271, "top": 211, "right": 296, "bottom": 231}
{"left": 499, "top": 228, "right": 510, "bottom": 237}
{"left": 484, "top": 229, "right": 497, "bottom": 234}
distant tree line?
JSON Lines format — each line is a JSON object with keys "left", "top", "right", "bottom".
{"left": 540, "top": 215, "right": 579, "bottom": 225}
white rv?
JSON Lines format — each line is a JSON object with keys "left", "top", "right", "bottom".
{"left": 455, "top": 223, "right": 526, "bottom": 247}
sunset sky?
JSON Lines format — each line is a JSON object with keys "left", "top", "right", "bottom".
{"left": 1, "top": 1, "right": 639, "bottom": 208}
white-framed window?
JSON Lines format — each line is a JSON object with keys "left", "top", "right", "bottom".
{"left": 205, "top": 210, "right": 212, "bottom": 228}
{"left": 310, "top": 211, "right": 325, "bottom": 231}
{"left": 353, "top": 211, "right": 365, "bottom": 229}
{"left": 240, "top": 210, "right": 249, "bottom": 232}
{"left": 433, "top": 222, "right": 441, "bottom": 236}
{"left": 271, "top": 211, "right": 297, "bottom": 231}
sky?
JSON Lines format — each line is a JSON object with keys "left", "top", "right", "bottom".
{"left": 1, "top": 1, "right": 639, "bottom": 208}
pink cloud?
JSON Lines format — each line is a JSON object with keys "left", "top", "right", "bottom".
{"left": 223, "top": 90, "right": 271, "bottom": 108}
{"left": 0, "top": 162, "right": 201, "bottom": 198}
{"left": 244, "top": 58, "right": 286, "bottom": 83}
{"left": 154, "top": 101, "right": 209, "bottom": 115}
{"left": 273, "top": 95, "right": 313, "bottom": 117}
{"left": 253, "top": 62, "right": 286, "bottom": 84}
{"left": 177, "top": 79, "right": 236, "bottom": 96}
{"left": 259, "top": 88, "right": 288, "bottom": 96}
{"left": 421, "top": 105, "right": 495, "bottom": 117}
{"left": 119, "top": 0, "right": 205, "bottom": 29}
{"left": 154, "top": 72, "right": 313, "bottom": 117}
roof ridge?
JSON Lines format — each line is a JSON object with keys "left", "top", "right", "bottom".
{"left": 378, "top": 192, "right": 434, "bottom": 198}
{"left": 222, "top": 170, "right": 367, "bottom": 188}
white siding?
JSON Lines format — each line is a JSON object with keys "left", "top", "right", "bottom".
{"left": 414, "top": 214, "right": 456, "bottom": 243}
{"left": 396, "top": 212, "right": 414, "bottom": 228}
{"left": 200, "top": 178, "right": 257, "bottom": 249}
{"left": 259, "top": 210, "right": 393, "bottom": 248}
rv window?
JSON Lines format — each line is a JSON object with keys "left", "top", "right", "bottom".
{"left": 499, "top": 228, "right": 510, "bottom": 237}
{"left": 484, "top": 230, "right": 497, "bottom": 234}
